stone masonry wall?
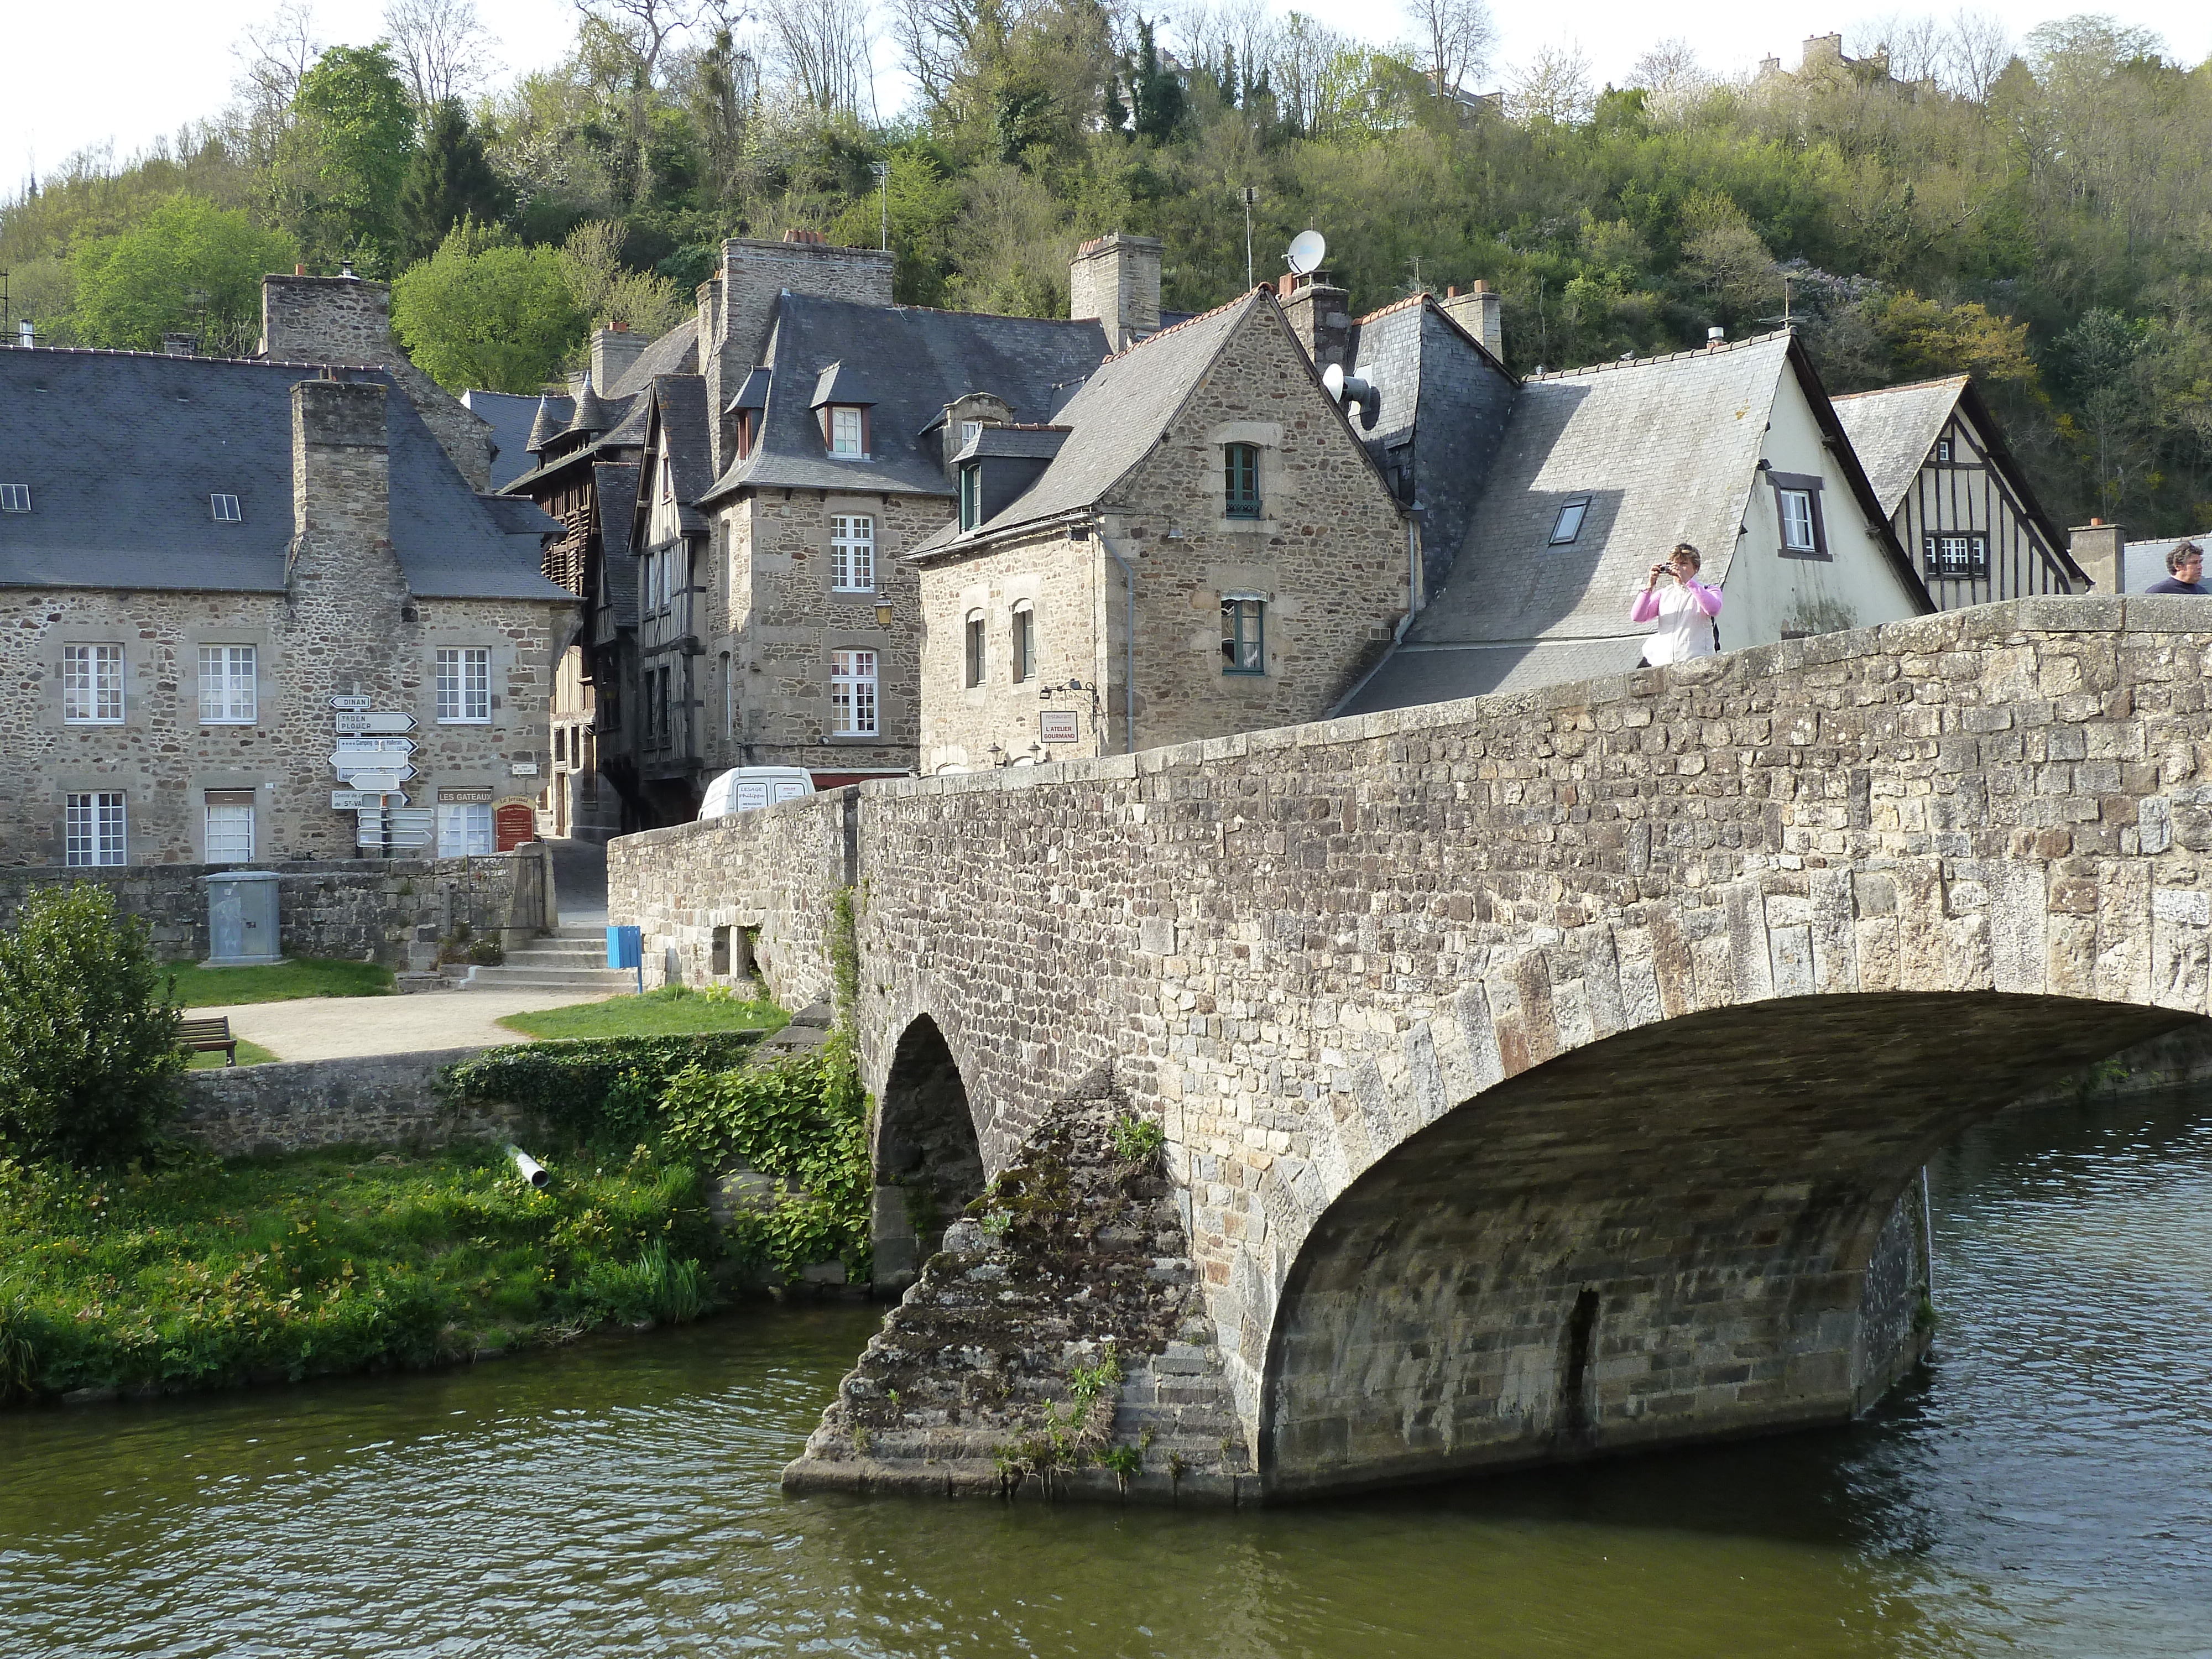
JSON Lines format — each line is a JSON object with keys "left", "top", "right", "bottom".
{"left": 607, "top": 787, "right": 851, "bottom": 1010}
{"left": 611, "top": 594, "right": 2212, "bottom": 1497}
{"left": 0, "top": 852, "right": 546, "bottom": 967}
{"left": 709, "top": 489, "right": 939, "bottom": 774}
{"left": 174, "top": 1046, "right": 531, "bottom": 1156}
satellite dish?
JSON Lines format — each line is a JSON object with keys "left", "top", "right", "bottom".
{"left": 1285, "top": 229, "right": 1327, "bottom": 275}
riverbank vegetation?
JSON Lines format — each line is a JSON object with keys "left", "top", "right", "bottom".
{"left": 0, "top": 885, "right": 873, "bottom": 1405}
{"left": 4, "top": 7, "right": 2211, "bottom": 530}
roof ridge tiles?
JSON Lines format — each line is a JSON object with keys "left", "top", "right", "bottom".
{"left": 1527, "top": 328, "right": 1796, "bottom": 381}
{"left": 1353, "top": 292, "right": 1430, "bottom": 326}
{"left": 1830, "top": 372, "right": 1973, "bottom": 401}
{"left": 7, "top": 344, "right": 390, "bottom": 372}
{"left": 1099, "top": 288, "right": 1261, "bottom": 364}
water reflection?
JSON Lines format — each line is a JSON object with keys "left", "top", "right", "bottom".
{"left": 5, "top": 1088, "right": 2212, "bottom": 1657}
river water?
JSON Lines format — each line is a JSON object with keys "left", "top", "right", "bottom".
{"left": 6, "top": 1087, "right": 2212, "bottom": 1658}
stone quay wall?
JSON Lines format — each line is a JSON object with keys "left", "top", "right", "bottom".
{"left": 0, "top": 849, "right": 550, "bottom": 968}
{"left": 611, "top": 594, "right": 2212, "bottom": 1498}
{"left": 173, "top": 1046, "right": 529, "bottom": 1157}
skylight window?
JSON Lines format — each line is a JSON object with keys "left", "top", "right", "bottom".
{"left": 1548, "top": 496, "right": 1590, "bottom": 545}
{"left": 0, "top": 483, "right": 29, "bottom": 513}
{"left": 211, "top": 493, "right": 242, "bottom": 523}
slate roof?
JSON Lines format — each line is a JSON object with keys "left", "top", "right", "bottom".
{"left": 0, "top": 347, "right": 569, "bottom": 602}
{"left": 592, "top": 461, "right": 643, "bottom": 627}
{"left": 1338, "top": 330, "right": 1927, "bottom": 718}
{"left": 492, "top": 319, "right": 700, "bottom": 497}
{"left": 463, "top": 388, "right": 570, "bottom": 489}
{"left": 566, "top": 375, "right": 613, "bottom": 435}
{"left": 1830, "top": 375, "right": 1969, "bottom": 516}
{"left": 910, "top": 294, "right": 1259, "bottom": 556}
{"left": 640, "top": 375, "right": 714, "bottom": 540}
{"left": 953, "top": 425, "right": 1071, "bottom": 461}
{"left": 700, "top": 295, "right": 1110, "bottom": 502}
{"left": 1343, "top": 294, "right": 1516, "bottom": 596}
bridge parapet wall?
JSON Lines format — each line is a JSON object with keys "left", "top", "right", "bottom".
{"left": 611, "top": 594, "right": 2212, "bottom": 1496}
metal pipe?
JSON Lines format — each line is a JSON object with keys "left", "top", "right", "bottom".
{"left": 505, "top": 1144, "right": 551, "bottom": 1191}
{"left": 1099, "top": 528, "right": 1138, "bottom": 755}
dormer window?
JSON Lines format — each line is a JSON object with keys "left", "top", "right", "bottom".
{"left": 735, "top": 409, "right": 758, "bottom": 460}
{"left": 829, "top": 406, "right": 865, "bottom": 456}
{"left": 0, "top": 483, "right": 28, "bottom": 512}
{"left": 1935, "top": 439, "right": 1953, "bottom": 463}
{"left": 211, "top": 493, "right": 241, "bottom": 523}
{"left": 959, "top": 462, "right": 982, "bottom": 530}
{"left": 1548, "top": 496, "right": 1590, "bottom": 545}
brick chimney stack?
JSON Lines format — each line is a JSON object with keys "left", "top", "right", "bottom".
{"left": 2068, "top": 517, "right": 2125, "bottom": 592}
{"left": 1070, "top": 232, "right": 1163, "bottom": 354}
{"left": 1279, "top": 268, "right": 1352, "bottom": 374}
{"left": 1438, "top": 280, "right": 1504, "bottom": 362}
{"left": 590, "top": 324, "right": 648, "bottom": 394}
{"left": 700, "top": 233, "right": 896, "bottom": 472}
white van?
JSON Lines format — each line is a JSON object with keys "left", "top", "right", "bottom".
{"left": 698, "top": 767, "right": 816, "bottom": 819}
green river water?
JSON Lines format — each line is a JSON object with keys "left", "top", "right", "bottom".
{"left": 5, "top": 1085, "right": 2212, "bottom": 1657}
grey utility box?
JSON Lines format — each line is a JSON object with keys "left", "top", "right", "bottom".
{"left": 205, "top": 870, "right": 283, "bottom": 966}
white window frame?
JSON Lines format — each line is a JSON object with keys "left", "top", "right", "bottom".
{"left": 831, "top": 649, "right": 878, "bottom": 736}
{"left": 0, "top": 483, "right": 28, "bottom": 513}
{"left": 1778, "top": 489, "right": 1817, "bottom": 552}
{"left": 65, "top": 792, "right": 127, "bottom": 867}
{"left": 436, "top": 646, "right": 492, "bottom": 723}
{"left": 197, "top": 644, "right": 258, "bottom": 724}
{"left": 437, "top": 801, "right": 493, "bottom": 857}
{"left": 830, "top": 406, "right": 864, "bottom": 456}
{"left": 1011, "top": 601, "right": 1036, "bottom": 682}
{"left": 964, "top": 611, "right": 986, "bottom": 688}
{"left": 205, "top": 799, "right": 255, "bottom": 863}
{"left": 63, "top": 643, "right": 125, "bottom": 724}
{"left": 830, "top": 514, "right": 875, "bottom": 592}
{"left": 211, "top": 493, "right": 242, "bottom": 523}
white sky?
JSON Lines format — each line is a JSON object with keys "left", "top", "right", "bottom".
{"left": 6, "top": 0, "right": 2209, "bottom": 205}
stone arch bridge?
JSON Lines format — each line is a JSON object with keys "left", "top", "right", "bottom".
{"left": 609, "top": 595, "right": 2212, "bottom": 1502}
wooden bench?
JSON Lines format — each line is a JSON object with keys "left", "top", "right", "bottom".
{"left": 178, "top": 1016, "right": 238, "bottom": 1067}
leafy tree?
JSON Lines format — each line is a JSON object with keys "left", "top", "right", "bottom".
{"left": 278, "top": 43, "right": 418, "bottom": 275}
{"left": 399, "top": 98, "right": 513, "bottom": 260}
{"left": 0, "top": 886, "right": 183, "bottom": 1167}
{"left": 1130, "top": 19, "right": 1186, "bottom": 142}
{"left": 67, "top": 195, "right": 296, "bottom": 354}
{"left": 390, "top": 223, "right": 585, "bottom": 390}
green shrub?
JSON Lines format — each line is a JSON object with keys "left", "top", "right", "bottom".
{"left": 442, "top": 1033, "right": 768, "bottom": 1146}
{"left": 0, "top": 885, "right": 182, "bottom": 1165}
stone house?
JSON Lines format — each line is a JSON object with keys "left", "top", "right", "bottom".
{"left": 909, "top": 287, "right": 1411, "bottom": 770}
{"left": 0, "top": 280, "right": 574, "bottom": 869}
{"left": 1341, "top": 328, "right": 1934, "bottom": 713}
{"left": 1833, "top": 374, "right": 2083, "bottom": 605}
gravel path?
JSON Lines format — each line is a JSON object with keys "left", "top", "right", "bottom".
{"left": 190, "top": 986, "right": 616, "bottom": 1062}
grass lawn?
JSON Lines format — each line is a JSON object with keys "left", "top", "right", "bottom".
{"left": 0, "top": 1145, "right": 721, "bottom": 1401}
{"left": 164, "top": 957, "right": 394, "bottom": 1008}
{"left": 497, "top": 985, "right": 786, "bottom": 1041}
{"left": 187, "top": 1038, "right": 280, "bottom": 1070}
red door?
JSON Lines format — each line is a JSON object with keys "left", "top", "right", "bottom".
{"left": 494, "top": 803, "right": 535, "bottom": 852}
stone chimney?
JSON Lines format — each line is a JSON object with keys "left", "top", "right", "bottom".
{"left": 288, "top": 375, "right": 406, "bottom": 701}
{"left": 1438, "top": 281, "right": 1503, "bottom": 362}
{"left": 2068, "top": 517, "right": 2125, "bottom": 593}
{"left": 591, "top": 325, "right": 649, "bottom": 395}
{"left": 1279, "top": 269, "right": 1352, "bottom": 375}
{"left": 701, "top": 233, "right": 896, "bottom": 473}
{"left": 1070, "top": 232, "right": 1163, "bottom": 354}
{"left": 261, "top": 272, "right": 494, "bottom": 491}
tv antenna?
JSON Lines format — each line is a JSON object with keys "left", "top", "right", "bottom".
{"left": 1285, "top": 229, "right": 1327, "bottom": 277}
{"left": 1241, "top": 186, "right": 1257, "bottom": 289}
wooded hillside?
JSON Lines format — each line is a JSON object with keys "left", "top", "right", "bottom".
{"left": 4, "top": 3, "right": 2207, "bottom": 534}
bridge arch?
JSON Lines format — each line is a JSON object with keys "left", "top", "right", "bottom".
{"left": 1255, "top": 989, "right": 2203, "bottom": 1498}
{"left": 868, "top": 1013, "right": 987, "bottom": 1291}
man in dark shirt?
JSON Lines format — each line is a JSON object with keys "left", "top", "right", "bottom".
{"left": 2146, "top": 541, "right": 2205, "bottom": 593}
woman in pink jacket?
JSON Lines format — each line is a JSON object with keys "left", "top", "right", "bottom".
{"left": 1630, "top": 542, "right": 1723, "bottom": 666}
